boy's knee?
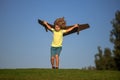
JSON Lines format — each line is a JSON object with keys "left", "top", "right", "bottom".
{"left": 51, "top": 56, "right": 55, "bottom": 59}
{"left": 55, "top": 54, "right": 59, "bottom": 58}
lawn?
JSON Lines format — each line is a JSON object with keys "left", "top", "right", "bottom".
{"left": 0, "top": 69, "right": 120, "bottom": 80}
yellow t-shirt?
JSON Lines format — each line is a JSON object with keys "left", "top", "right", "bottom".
{"left": 51, "top": 28, "right": 66, "bottom": 47}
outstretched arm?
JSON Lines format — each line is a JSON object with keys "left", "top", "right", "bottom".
{"left": 65, "top": 24, "right": 79, "bottom": 33}
{"left": 43, "top": 21, "right": 52, "bottom": 30}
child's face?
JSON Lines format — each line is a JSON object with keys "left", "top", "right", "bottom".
{"left": 55, "top": 25, "right": 61, "bottom": 31}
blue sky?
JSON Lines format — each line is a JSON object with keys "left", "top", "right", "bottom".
{"left": 0, "top": 0, "right": 120, "bottom": 69}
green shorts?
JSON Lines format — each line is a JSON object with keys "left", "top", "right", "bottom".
{"left": 51, "top": 47, "right": 62, "bottom": 57}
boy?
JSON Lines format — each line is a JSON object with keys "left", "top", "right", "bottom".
{"left": 43, "top": 20, "right": 78, "bottom": 69}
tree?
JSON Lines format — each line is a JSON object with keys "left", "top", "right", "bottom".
{"left": 95, "top": 46, "right": 103, "bottom": 70}
{"left": 95, "top": 10, "right": 120, "bottom": 70}
{"left": 110, "top": 10, "right": 120, "bottom": 70}
{"left": 103, "top": 48, "right": 116, "bottom": 70}
{"left": 95, "top": 47, "right": 116, "bottom": 70}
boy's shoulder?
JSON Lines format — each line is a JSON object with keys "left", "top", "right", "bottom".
{"left": 51, "top": 28, "right": 54, "bottom": 31}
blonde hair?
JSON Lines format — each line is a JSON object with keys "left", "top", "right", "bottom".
{"left": 54, "top": 17, "right": 66, "bottom": 29}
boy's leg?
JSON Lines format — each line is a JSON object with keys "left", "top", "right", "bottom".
{"left": 51, "top": 56, "right": 55, "bottom": 69}
{"left": 51, "top": 47, "right": 56, "bottom": 69}
{"left": 55, "top": 54, "right": 59, "bottom": 69}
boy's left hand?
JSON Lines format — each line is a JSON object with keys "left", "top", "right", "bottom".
{"left": 74, "top": 24, "right": 79, "bottom": 28}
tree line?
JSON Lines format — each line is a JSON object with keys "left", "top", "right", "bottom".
{"left": 94, "top": 11, "right": 120, "bottom": 70}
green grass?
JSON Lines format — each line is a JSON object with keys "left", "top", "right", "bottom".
{"left": 0, "top": 69, "right": 120, "bottom": 80}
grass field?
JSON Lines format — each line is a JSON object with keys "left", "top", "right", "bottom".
{"left": 0, "top": 69, "right": 120, "bottom": 80}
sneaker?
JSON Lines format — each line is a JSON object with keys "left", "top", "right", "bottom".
{"left": 52, "top": 66, "right": 55, "bottom": 69}
{"left": 56, "top": 67, "right": 59, "bottom": 69}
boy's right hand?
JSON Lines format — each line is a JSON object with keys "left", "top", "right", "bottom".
{"left": 43, "top": 21, "right": 48, "bottom": 25}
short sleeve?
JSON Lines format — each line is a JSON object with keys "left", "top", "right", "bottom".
{"left": 51, "top": 28, "right": 54, "bottom": 31}
{"left": 62, "top": 30, "right": 67, "bottom": 33}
